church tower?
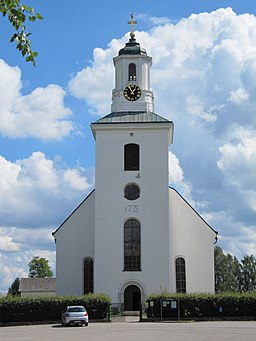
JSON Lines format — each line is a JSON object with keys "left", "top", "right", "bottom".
{"left": 91, "top": 15, "right": 174, "bottom": 308}
{"left": 53, "top": 14, "right": 217, "bottom": 306}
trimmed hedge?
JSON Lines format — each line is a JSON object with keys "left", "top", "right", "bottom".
{"left": 147, "top": 292, "right": 256, "bottom": 320}
{"left": 0, "top": 293, "right": 111, "bottom": 324}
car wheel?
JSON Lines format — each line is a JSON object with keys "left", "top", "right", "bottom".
{"left": 85, "top": 322, "right": 88, "bottom": 326}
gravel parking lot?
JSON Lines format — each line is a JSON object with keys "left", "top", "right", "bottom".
{"left": 0, "top": 320, "right": 256, "bottom": 341}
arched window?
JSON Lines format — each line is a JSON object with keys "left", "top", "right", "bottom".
{"left": 84, "top": 258, "right": 93, "bottom": 294}
{"left": 175, "top": 257, "right": 186, "bottom": 293}
{"left": 124, "top": 144, "right": 139, "bottom": 171}
{"left": 129, "top": 63, "right": 136, "bottom": 81}
{"left": 124, "top": 219, "right": 141, "bottom": 271}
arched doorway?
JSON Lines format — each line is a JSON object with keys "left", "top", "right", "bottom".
{"left": 124, "top": 285, "right": 141, "bottom": 311}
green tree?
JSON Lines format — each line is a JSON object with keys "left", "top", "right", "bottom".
{"left": 0, "top": 0, "right": 43, "bottom": 65}
{"left": 7, "top": 277, "right": 20, "bottom": 296}
{"left": 214, "top": 246, "right": 242, "bottom": 292}
{"left": 240, "top": 255, "right": 256, "bottom": 292}
{"left": 28, "top": 256, "right": 53, "bottom": 278}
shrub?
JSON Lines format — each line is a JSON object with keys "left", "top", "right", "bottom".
{"left": 146, "top": 291, "right": 256, "bottom": 320}
{"left": 0, "top": 293, "right": 111, "bottom": 324}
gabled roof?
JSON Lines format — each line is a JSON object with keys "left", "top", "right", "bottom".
{"left": 93, "top": 111, "right": 172, "bottom": 124}
{"left": 19, "top": 278, "right": 56, "bottom": 292}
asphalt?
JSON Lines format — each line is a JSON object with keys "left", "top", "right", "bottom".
{"left": 0, "top": 320, "right": 256, "bottom": 341}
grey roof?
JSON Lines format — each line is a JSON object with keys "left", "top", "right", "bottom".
{"left": 93, "top": 111, "right": 172, "bottom": 124}
{"left": 19, "top": 278, "right": 56, "bottom": 292}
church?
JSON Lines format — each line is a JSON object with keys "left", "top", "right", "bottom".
{"left": 52, "top": 16, "right": 218, "bottom": 311}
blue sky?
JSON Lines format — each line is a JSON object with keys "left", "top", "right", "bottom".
{"left": 0, "top": 0, "right": 256, "bottom": 293}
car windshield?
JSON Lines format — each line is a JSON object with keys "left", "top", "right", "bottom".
{"left": 67, "top": 307, "right": 85, "bottom": 312}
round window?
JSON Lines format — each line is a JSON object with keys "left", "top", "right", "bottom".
{"left": 124, "top": 183, "right": 140, "bottom": 200}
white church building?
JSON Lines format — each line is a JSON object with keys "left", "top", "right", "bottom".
{"left": 53, "top": 18, "right": 218, "bottom": 310}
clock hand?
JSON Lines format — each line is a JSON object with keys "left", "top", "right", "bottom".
{"left": 128, "top": 85, "right": 135, "bottom": 95}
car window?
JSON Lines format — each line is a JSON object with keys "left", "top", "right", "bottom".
{"left": 67, "top": 307, "right": 86, "bottom": 312}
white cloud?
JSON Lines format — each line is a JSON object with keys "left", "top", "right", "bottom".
{"left": 0, "top": 152, "right": 94, "bottom": 227}
{"left": 64, "top": 168, "right": 92, "bottom": 191}
{"left": 218, "top": 127, "right": 256, "bottom": 210}
{"left": 0, "top": 234, "right": 20, "bottom": 252}
{"left": 0, "top": 60, "right": 74, "bottom": 140}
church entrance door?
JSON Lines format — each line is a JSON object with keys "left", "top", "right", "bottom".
{"left": 124, "top": 285, "right": 141, "bottom": 311}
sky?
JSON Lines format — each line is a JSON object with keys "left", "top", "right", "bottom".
{"left": 0, "top": 0, "right": 256, "bottom": 293}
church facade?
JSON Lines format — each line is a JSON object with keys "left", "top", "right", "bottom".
{"left": 53, "top": 20, "right": 218, "bottom": 310}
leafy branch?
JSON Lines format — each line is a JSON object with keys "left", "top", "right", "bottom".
{"left": 0, "top": 0, "right": 43, "bottom": 66}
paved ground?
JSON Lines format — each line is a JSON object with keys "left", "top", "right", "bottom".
{"left": 0, "top": 320, "right": 256, "bottom": 341}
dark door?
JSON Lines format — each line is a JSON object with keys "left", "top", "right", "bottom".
{"left": 124, "top": 285, "right": 141, "bottom": 311}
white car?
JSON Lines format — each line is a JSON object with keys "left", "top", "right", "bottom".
{"left": 61, "top": 306, "right": 89, "bottom": 326}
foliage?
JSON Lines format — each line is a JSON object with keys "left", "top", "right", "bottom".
{"left": 240, "top": 255, "right": 256, "bottom": 291}
{"left": 0, "top": 0, "right": 43, "bottom": 65}
{"left": 147, "top": 291, "right": 256, "bottom": 320}
{"left": 28, "top": 256, "right": 53, "bottom": 278}
{"left": 0, "top": 293, "right": 111, "bottom": 324}
{"left": 7, "top": 277, "right": 20, "bottom": 296}
{"left": 214, "top": 246, "right": 256, "bottom": 292}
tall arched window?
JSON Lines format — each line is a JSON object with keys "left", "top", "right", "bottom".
{"left": 124, "top": 144, "right": 139, "bottom": 171}
{"left": 124, "top": 219, "right": 141, "bottom": 271}
{"left": 129, "top": 63, "right": 136, "bottom": 81}
{"left": 175, "top": 257, "right": 186, "bottom": 293}
{"left": 84, "top": 258, "right": 93, "bottom": 294}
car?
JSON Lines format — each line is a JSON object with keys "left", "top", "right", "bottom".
{"left": 61, "top": 305, "right": 89, "bottom": 326}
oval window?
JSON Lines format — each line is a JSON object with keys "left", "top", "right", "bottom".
{"left": 124, "top": 183, "right": 140, "bottom": 200}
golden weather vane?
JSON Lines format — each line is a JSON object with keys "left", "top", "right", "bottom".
{"left": 128, "top": 13, "right": 137, "bottom": 39}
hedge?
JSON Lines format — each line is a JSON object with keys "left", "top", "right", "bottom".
{"left": 0, "top": 293, "right": 111, "bottom": 324}
{"left": 146, "top": 292, "right": 256, "bottom": 320}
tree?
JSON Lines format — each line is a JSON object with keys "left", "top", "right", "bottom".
{"left": 28, "top": 256, "right": 53, "bottom": 278}
{"left": 214, "top": 246, "right": 242, "bottom": 292}
{"left": 0, "top": 0, "right": 43, "bottom": 66}
{"left": 240, "top": 255, "right": 256, "bottom": 292}
{"left": 7, "top": 277, "right": 20, "bottom": 296}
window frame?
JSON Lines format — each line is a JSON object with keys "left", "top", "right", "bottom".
{"left": 124, "top": 219, "right": 141, "bottom": 271}
{"left": 83, "top": 257, "right": 94, "bottom": 294}
{"left": 175, "top": 257, "right": 186, "bottom": 293}
{"left": 124, "top": 143, "right": 140, "bottom": 171}
{"left": 128, "top": 63, "right": 136, "bottom": 81}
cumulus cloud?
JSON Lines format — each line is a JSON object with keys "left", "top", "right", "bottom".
{"left": 0, "top": 152, "right": 94, "bottom": 227}
{"left": 0, "top": 60, "right": 74, "bottom": 140}
{"left": 68, "top": 7, "right": 256, "bottom": 261}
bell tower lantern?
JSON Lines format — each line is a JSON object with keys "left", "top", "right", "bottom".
{"left": 111, "top": 14, "right": 154, "bottom": 113}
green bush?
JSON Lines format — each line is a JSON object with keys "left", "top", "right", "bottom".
{"left": 0, "top": 293, "right": 111, "bottom": 324}
{"left": 146, "top": 292, "right": 256, "bottom": 320}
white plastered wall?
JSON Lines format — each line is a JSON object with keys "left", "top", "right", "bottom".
{"left": 169, "top": 188, "right": 216, "bottom": 293}
{"left": 54, "top": 191, "right": 95, "bottom": 296}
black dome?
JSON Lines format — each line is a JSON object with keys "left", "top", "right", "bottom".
{"left": 119, "top": 37, "right": 147, "bottom": 56}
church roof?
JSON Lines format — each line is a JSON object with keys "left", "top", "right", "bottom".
{"left": 93, "top": 111, "right": 172, "bottom": 124}
{"left": 19, "top": 277, "right": 56, "bottom": 293}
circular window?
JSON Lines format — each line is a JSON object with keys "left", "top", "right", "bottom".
{"left": 124, "top": 183, "right": 140, "bottom": 200}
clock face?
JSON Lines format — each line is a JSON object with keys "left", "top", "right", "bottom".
{"left": 123, "top": 84, "right": 141, "bottom": 101}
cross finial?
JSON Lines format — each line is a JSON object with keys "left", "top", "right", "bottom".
{"left": 128, "top": 13, "right": 137, "bottom": 39}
